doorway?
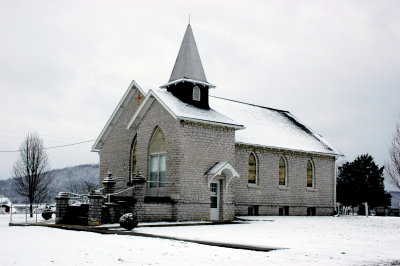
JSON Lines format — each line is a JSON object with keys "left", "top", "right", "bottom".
{"left": 210, "top": 181, "right": 220, "bottom": 220}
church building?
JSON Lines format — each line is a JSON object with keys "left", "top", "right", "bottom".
{"left": 92, "top": 24, "right": 342, "bottom": 221}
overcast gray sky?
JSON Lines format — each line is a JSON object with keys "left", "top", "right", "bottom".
{"left": 0, "top": 1, "right": 399, "bottom": 185}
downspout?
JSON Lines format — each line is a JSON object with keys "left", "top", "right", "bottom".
{"left": 334, "top": 156, "right": 338, "bottom": 213}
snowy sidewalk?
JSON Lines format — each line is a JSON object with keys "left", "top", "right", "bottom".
{"left": 10, "top": 220, "right": 281, "bottom": 252}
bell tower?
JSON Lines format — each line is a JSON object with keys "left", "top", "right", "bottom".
{"left": 160, "top": 24, "right": 215, "bottom": 109}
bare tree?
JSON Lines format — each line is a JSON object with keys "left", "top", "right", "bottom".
{"left": 386, "top": 119, "right": 400, "bottom": 190}
{"left": 13, "top": 133, "right": 53, "bottom": 217}
{"left": 82, "top": 180, "right": 98, "bottom": 194}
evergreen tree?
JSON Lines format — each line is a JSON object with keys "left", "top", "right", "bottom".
{"left": 337, "top": 154, "right": 391, "bottom": 208}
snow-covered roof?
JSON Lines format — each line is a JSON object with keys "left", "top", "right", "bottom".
{"left": 92, "top": 80, "right": 146, "bottom": 152}
{"left": 127, "top": 89, "right": 244, "bottom": 130}
{"left": 0, "top": 197, "right": 12, "bottom": 207}
{"left": 209, "top": 96, "right": 342, "bottom": 156}
{"left": 205, "top": 162, "right": 240, "bottom": 188}
{"left": 126, "top": 88, "right": 340, "bottom": 156}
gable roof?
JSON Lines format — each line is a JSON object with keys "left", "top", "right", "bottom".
{"left": 160, "top": 24, "right": 215, "bottom": 89}
{"left": 127, "top": 88, "right": 244, "bottom": 130}
{"left": 91, "top": 80, "right": 146, "bottom": 152}
{"left": 210, "top": 96, "right": 342, "bottom": 156}
{"left": 126, "top": 88, "right": 340, "bottom": 156}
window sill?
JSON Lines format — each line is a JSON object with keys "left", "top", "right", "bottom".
{"left": 279, "top": 185, "right": 289, "bottom": 190}
{"left": 247, "top": 183, "right": 261, "bottom": 188}
{"left": 307, "top": 187, "right": 316, "bottom": 192}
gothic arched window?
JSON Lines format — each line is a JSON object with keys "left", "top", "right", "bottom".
{"left": 149, "top": 128, "right": 166, "bottom": 195}
{"left": 307, "top": 159, "right": 314, "bottom": 188}
{"left": 248, "top": 152, "right": 257, "bottom": 184}
{"left": 279, "top": 156, "right": 288, "bottom": 186}
{"left": 130, "top": 137, "right": 137, "bottom": 179}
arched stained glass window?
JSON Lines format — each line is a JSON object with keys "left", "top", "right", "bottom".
{"left": 130, "top": 138, "right": 137, "bottom": 178}
{"left": 248, "top": 152, "right": 257, "bottom": 184}
{"left": 149, "top": 128, "right": 166, "bottom": 154}
{"left": 149, "top": 128, "right": 166, "bottom": 193}
{"left": 279, "top": 156, "right": 287, "bottom": 186}
{"left": 307, "top": 159, "right": 314, "bottom": 188}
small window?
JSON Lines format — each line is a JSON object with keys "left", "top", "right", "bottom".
{"left": 307, "top": 207, "right": 316, "bottom": 216}
{"left": 192, "top": 86, "right": 200, "bottom": 101}
{"left": 248, "top": 205, "right": 259, "bottom": 216}
{"left": 248, "top": 152, "right": 257, "bottom": 184}
{"left": 279, "top": 206, "right": 289, "bottom": 216}
{"left": 279, "top": 156, "right": 287, "bottom": 186}
{"left": 307, "top": 159, "right": 314, "bottom": 188}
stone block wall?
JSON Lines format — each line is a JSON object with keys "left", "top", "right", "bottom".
{"left": 179, "top": 122, "right": 236, "bottom": 221}
{"left": 55, "top": 193, "right": 69, "bottom": 224}
{"left": 96, "top": 88, "right": 337, "bottom": 221}
{"left": 98, "top": 89, "right": 141, "bottom": 187}
{"left": 88, "top": 192, "right": 104, "bottom": 226}
{"left": 233, "top": 144, "right": 336, "bottom": 216}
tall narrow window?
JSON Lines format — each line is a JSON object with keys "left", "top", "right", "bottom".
{"left": 130, "top": 138, "right": 137, "bottom": 178}
{"left": 307, "top": 159, "right": 314, "bottom": 188}
{"left": 279, "top": 156, "right": 287, "bottom": 186}
{"left": 192, "top": 86, "right": 200, "bottom": 101}
{"left": 149, "top": 128, "right": 166, "bottom": 196}
{"left": 248, "top": 152, "right": 257, "bottom": 184}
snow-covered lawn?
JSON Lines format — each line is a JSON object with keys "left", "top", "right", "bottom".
{"left": 0, "top": 215, "right": 399, "bottom": 265}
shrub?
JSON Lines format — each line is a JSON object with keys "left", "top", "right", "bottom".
{"left": 119, "top": 213, "right": 138, "bottom": 231}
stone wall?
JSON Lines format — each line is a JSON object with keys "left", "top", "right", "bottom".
{"left": 177, "top": 121, "right": 236, "bottom": 221}
{"left": 97, "top": 89, "right": 337, "bottom": 221}
{"left": 131, "top": 100, "right": 183, "bottom": 221}
{"left": 233, "top": 144, "right": 336, "bottom": 216}
{"left": 98, "top": 89, "right": 141, "bottom": 187}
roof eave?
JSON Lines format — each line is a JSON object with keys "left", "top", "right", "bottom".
{"left": 235, "top": 141, "right": 344, "bottom": 157}
{"left": 160, "top": 78, "right": 215, "bottom": 89}
{"left": 177, "top": 116, "right": 244, "bottom": 130}
{"left": 92, "top": 80, "right": 146, "bottom": 152}
{"left": 127, "top": 90, "right": 178, "bottom": 130}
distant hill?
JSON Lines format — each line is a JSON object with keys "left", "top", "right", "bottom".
{"left": 389, "top": 191, "right": 400, "bottom": 208}
{"left": 0, "top": 163, "right": 99, "bottom": 203}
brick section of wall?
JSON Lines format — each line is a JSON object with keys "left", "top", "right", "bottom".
{"left": 233, "top": 144, "right": 336, "bottom": 216}
{"left": 179, "top": 121, "right": 236, "bottom": 221}
{"left": 98, "top": 90, "right": 141, "bottom": 188}
{"left": 133, "top": 100, "right": 184, "bottom": 221}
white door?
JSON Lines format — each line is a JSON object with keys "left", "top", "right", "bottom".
{"left": 210, "top": 181, "right": 220, "bottom": 221}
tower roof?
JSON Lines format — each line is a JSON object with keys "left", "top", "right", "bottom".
{"left": 161, "top": 24, "right": 214, "bottom": 88}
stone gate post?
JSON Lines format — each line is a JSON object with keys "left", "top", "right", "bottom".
{"left": 55, "top": 192, "right": 70, "bottom": 224}
{"left": 88, "top": 190, "right": 104, "bottom": 226}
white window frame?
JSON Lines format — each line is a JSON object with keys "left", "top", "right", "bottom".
{"left": 149, "top": 152, "right": 167, "bottom": 196}
{"left": 192, "top": 86, "right": 200, "bottom": 101}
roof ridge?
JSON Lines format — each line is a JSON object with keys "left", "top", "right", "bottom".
{"left": 210, "top": 95, "right": 289, "bottom": 113}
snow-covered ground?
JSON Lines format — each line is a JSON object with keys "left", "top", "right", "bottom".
{"left": 0, "top": 215, "right": 399, "bottom": 265}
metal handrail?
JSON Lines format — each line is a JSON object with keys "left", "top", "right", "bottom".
{"left": 105, "top": 186, "right": 135, "bottom": 203}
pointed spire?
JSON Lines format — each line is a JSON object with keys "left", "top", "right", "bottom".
{"left": 168, "top": 24, "right": 208, "bottom": 83}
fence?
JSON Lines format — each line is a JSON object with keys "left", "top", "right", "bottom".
{"left": 8, "top": 203, "right": 56, "bottom": 224}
